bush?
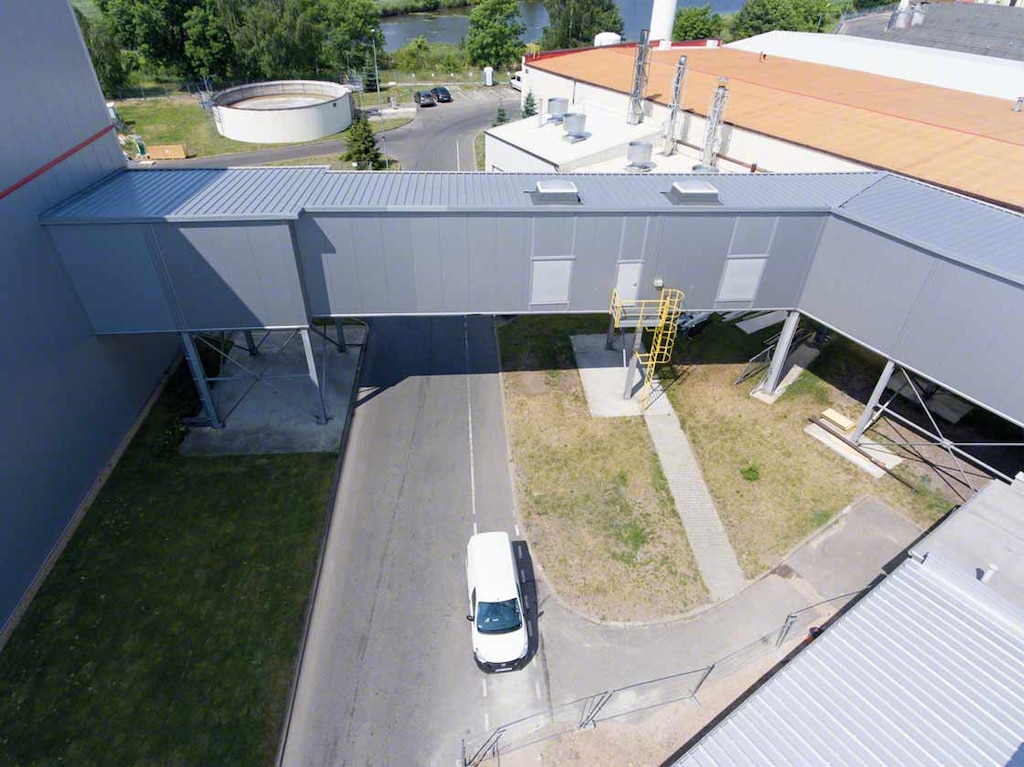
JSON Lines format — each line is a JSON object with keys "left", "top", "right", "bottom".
{"left": 740, "top": 461, "right": 761, "bottom": 481}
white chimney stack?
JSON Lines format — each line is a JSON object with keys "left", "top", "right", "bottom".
{"left": 650, "top": 0, "right": 677, "bottom": 49}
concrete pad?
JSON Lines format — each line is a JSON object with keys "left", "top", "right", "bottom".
{"left": 182, "top": 327, "right": 364, "bottom": 455}
{"left": 751, "top": 344, "right": 820, "bottom": 404}
{"left": 570, "top": 334, "right": 673, "bottom": 417}
{"left": 736, "top": 310, "right": 787, "bottom": 334}
{"left": 784, "top": 496, "right": 920, "bottom": 599}
{"left": 804, "top": 423, "right": 903, "bottom": 478}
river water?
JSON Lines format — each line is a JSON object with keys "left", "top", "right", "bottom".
{"left": 381, "top": 0, "right": 745, "bottom": 51}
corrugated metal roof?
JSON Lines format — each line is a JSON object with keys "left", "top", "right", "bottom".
{"left": 839, "top": 174, "right": 1024, "bottom": 286}
{"left": 675, "top": 552, "right": 1024, "bottom": 767}
{"left": 42, "top": 168, "right": 884, "bottom": 223}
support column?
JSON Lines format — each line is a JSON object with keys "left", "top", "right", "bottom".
{"left": 180, "top": 332, "right": 223, "bottom": 428}
{"left": 622, "top": 324, "right": 644, "bottom": 399}
{"left": 605, "top": 314, "right": 616, "bottom": 351}
{"left": 760, "top": 311, "right": 800, "bottom": 396}
{"left": 243, "top": 330, "right": 258, "bottom": 356}
{"left": 853, "top": 360, "right": 896, "bottom": 442}
{"left": 334, "top": 319, "right": 348, "bottom": 353}
{"left": 300, "top": 328, "right": 328, "bottom": 424}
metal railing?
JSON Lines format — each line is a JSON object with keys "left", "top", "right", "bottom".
{"left": 462, "top": 665, "right": 714, "bottom": 766}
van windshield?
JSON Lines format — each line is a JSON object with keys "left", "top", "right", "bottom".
{"left": 476, "top": 599, "right": 522, "bottom": 634}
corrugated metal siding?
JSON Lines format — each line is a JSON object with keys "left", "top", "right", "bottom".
{"left": 675, "top": 555, "right": 1024, "bottom": 767}
{"left": 43, "top": 169, "right": 885, "bottom": 222}
{"left": 839, "top": 174, "right": 1024, "bottom": 287}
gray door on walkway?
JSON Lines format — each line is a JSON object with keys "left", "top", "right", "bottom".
{"left": 615, "top": 262, "right": 643, "bottom": 302}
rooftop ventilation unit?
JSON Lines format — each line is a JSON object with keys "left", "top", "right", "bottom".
{"left": 563, "top": 112, "right": 588, "bottom": 143}
{"left": 532, "top": 179, "right": 580, "bottom": 205}
{"left": 594, "top": 31, "right": 623, "bottom": 47}
{"left": 667, "top": 180, "right": 719, "bottom": 205}
{"left": 547, "top": 97, "right": 569, "bottom": 124}
{"left": 626, "top": 140, "right": 654, "bottom": 172}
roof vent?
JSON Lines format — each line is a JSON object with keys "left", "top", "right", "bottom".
{"left": 667, "top": 180, "right": 719, "bottom": 205}
{"left": 563, "top": 112, "right": 588, "bottom": 143}
{"left": 547, "top": 97, "right": 569, "bottom": 124}
{"left": 532, "top": 179, "right": 580, "bottom": 205}
{"left": 626, "top": 140, "right": 654, "bottom": 173}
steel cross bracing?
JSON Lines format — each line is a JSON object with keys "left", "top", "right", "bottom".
{"left": 180, "top": 326, "right": 345, "bottom": 428}
{"left": 854, "top": 362, "right": 1024, "bottom": 493}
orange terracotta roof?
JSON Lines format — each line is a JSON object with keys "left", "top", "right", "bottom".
{"left": 528, "top": 46, "right": 1024, "bottom": 209}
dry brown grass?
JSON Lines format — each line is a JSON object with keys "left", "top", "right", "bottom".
{"left": 500, "top": 316, "right": 708, "bottom": 622}
{"left": 665, "top": 318, "right": 959, "bottom": 577}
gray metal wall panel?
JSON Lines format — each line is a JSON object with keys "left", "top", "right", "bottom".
{"left": 348, "top": 217, "right": 392, "bottom": 312}
{"left": 296, "top": 216, "right": 362, "bottom": 316}
{"left": 0, "top": 0, "right": 175, "bottom": 632}
{"left": 469, "top": 216, "right": 530, "bottom": 312}
{"left": 380, "top": 217, "right": 417, "bottom": 312}
{"left": 408, "top": 217, "right": 445, "bottom": 313}
{"left": 651, "top": 215, "right": 736, "bottom": 309}
{"left": 570, "top": 216, "right": 625, "bottom": 310}
{"left": 729, "top": 215, "right": 778, "bottom": 255}
{"left": 532, "top": 216, "right": 575, "bottom": 257}
{"left": 756, "top": 215, "right": 826, "bottom": 308}
{"left": 156, "top": 223, "right": 306, "bottom": 329}
{"left": 49, "top": 224, "right": 177, "bottom": 333}
{"left": 441, "top": 218, "right": 472, "bottom": 311}
{"left": 800, "top": 218, "right": 935, "bottom": 353}
{"left": 893, "top": 263, "right": 1024, "bottom": 423}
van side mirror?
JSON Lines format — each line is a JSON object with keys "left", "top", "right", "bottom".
{"left": 466, "top": 614, "right": 474, "bottom": 622}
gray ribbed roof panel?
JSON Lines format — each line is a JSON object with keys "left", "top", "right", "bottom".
{"left": 839, "top": 174, "right": 1024, "bottom": 286}
{"left": 42, "top": 169, "right": 886, "bottom": 223}
{"left": 674, "top": 553, "right": 1024, "bottom": 767}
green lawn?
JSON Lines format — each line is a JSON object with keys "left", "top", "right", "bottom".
{"left": 70, "top": 0, "right": 102, "bottom": 20}
{"left": 0, "top": 362, "right": 336, "bottom": 766}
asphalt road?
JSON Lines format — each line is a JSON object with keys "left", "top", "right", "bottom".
{"left": 136, "top": 86, "right": 519, "bottom": 171}
{"left": 281, "top": 316, "right": 551, "bottom": 767}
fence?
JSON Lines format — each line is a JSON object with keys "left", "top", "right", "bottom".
{"left": 462, "top": 586, "right": 869, "bottom": 765}
{"left": 461, "top": 666, "right": 714, "bottom": 767}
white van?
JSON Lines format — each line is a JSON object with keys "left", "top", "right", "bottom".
{"left": 465, "top": 532, "right": 529, "bottom": 672}
{"left": 509, "top": 71, "right": 524, "bottom": 92}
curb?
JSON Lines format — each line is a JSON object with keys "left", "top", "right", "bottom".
{"left": 275, "top": 326, "right": 370, "bottom": 767}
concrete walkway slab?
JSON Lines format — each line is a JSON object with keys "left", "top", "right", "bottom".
{"left": 183, "top": 327, "right": 364, "bottom": 455}
{"left": 571, "top": 334, "right": 673, "bottom": 417}
{"left": 804, "top": 423, "right": 903, "bottom": 478}
{"left": 645, "top": 411, "right": 747, "bottom": 601}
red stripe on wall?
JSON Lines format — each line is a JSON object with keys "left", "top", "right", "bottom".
{"left": 0, "top": 124, "right": 115, "bottom": 202}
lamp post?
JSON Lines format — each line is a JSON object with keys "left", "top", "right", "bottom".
{"left": 369, "top": 28, "right": 389, "bottom": 169}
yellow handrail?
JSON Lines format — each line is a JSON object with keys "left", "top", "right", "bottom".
{"left": 609, "top": 288, "right": 685, "bottom": 410}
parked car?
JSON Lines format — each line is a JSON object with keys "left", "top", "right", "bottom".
{"left": 414, "top": 90, "right": 436, "bottom": 107}
{"left": 509, "top": 72, "right": 523, "bottom": 91}
{"left": 465, "top": 532, "right": 529, "bottom": 673}
{"left": 430, "top": 86, "right": 453, "bottom": 103}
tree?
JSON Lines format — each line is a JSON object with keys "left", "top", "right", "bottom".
{"left": 673, "top": 5, "right": 724, "bottom": 41}
{"left": 493, "top": 104, "right": 508, "bottom": 126}
{"left": 522, "top": 90, "right": 538, "bottom": 118}
{"left": 466, "top": 0, "right": 524, "bottom": 68}
{"left": 102, "top": 0, "right": 199, "bottom": 73}
{"left": 730, "top": 0, "right": 801, "bottom": 39}
{"left": 183, "top": 0, "right": 236, "bottom": 79}
{"left": 319, "top": 0, "right": 382, "bottom": 76}
{"left": 343, "top": 113, "right": 383, "bottom": 169}
{"left": 540, "top": 0, "right": 623, "bottom": 51}
{"left": 362, "top": 61, "right": 379, "bottom": 94}
{"left": 232, "top": 0, "right": 324, "bottom": 80}
{"left": 75, "top": 7, "right": 130, "bottom": 96}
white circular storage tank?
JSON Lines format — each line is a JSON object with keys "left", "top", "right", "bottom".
{"left": 212, "top": 80, "right": 353, "bottom": 144}
{"left": 594, "top": 31, "right": 623, "bottom": 47}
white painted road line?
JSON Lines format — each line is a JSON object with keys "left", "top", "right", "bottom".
{"left": 481, "top": 678, "right": 488, "bottom": 698}
{"left": 464, "top": 319, "right": 477, "bottom": 520}
{"left": 484, "top": 711, "right": 490, "bottom": 730}
{"left": 514, "top": 523, "right": 520, "bottom": 537}
{"left": 535, "top": 681, "right": 542, "bottom": 700}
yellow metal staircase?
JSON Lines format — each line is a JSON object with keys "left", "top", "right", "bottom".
{"left": 608, "top": 288, "right": 686, "bottom": 409}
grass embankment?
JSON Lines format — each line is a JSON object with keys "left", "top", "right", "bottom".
{"left": 664, "top": 317, "right": 956, "bottom": 578}
{"left": 499, "top": 316, "right": 708, "bottom": 622}
{"left": 0, "top": 360, "right": 335, "bottom": 765}
{"left": 474, "top": 130, "right": 486, "bottom": 170}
